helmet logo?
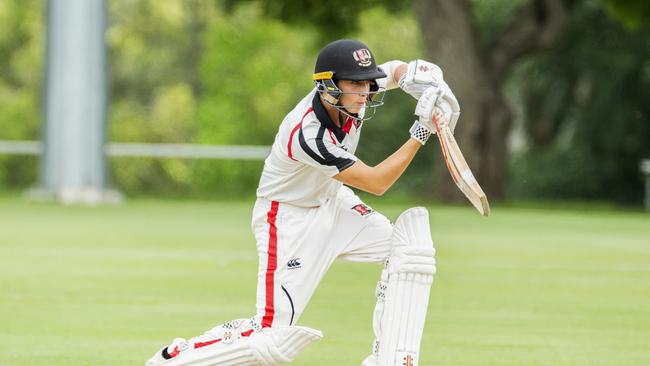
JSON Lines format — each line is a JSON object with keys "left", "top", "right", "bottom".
{"left": 353, "top": 49, "right": 373, "bottom": 67}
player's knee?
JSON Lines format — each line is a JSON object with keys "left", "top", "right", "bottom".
{"left": 388, "top": 207, "right": 436, "bottom": 275}
{"left": 392, "top": 207, "right": 434, "bottom": 250}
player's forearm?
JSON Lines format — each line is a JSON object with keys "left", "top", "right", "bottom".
{"left": 336, "top": 138, "right": 421, "bottom": 196}
{"left": 394, "top": 63, "right": 407, "bottom": 84}
{"left": 370, "top": 138, "right": 422, "bottom": 194}
{"left": 379, "top": 60, "right": 408, "bottom": 90}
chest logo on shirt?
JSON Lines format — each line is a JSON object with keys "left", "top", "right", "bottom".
{"left": 351, "top": 204, "right": 374, "bottom": 216}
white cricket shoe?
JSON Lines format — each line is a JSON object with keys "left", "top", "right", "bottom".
{"left": 144, "top": 319, "right": 258, "bottom": 366}
{"left": 145, "top": 338, "right": 190, "bottom": 366}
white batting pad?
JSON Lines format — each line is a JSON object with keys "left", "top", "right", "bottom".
{"left": 149, "top": 325, "right": 322, "bottom": 366}
{"left": 390, "top": 207, "right": 434, "bottom": 252}
{"left": 374, "top": 207, "right": 436, "bottom": 366}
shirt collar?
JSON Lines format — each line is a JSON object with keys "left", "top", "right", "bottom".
{"left": 312, "top": 92, "right": 347, "bottom": 143}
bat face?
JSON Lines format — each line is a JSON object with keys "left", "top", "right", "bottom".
{"left": 436, "top": 126, "right": 490, "bottom": 216}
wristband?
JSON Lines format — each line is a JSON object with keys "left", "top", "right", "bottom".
{"left": 409, "top": 120, "right": 432, "bottom": 145}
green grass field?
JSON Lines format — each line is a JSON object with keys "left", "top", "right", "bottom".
{"left": 1, "top": 196, "right": 649, "bottom": 366}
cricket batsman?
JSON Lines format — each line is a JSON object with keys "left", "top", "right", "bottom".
{"left": 146, "top": 39, "right": 460, "bottom": 366}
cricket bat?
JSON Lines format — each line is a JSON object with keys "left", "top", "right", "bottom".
{"left": 435, "top": 125, "right": 491, "bottom": 216}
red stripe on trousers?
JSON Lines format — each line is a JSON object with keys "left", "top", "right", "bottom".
{"left": 262, "top": 201, "right": 280, "bottom": 327}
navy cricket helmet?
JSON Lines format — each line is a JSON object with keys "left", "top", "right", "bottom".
{"left": 313, "top": 39, "right": 387, "bottom": 121}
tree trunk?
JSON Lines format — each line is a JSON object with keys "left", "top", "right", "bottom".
{"left": 414, "top": 0, "right": 572, "bottom": 202}
{"left": 414, "top": 0, "right": 511, "bottom": 201}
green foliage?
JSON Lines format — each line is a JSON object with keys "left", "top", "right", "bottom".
{"left": 196, "top": 4, "right": 316, "bottom": 144}
{"left": 192, "top": 3, "right": 316, "bottom": 195}
{"left": 107, "top": 0, "right": 213, "bottom": 195}
{"left": 508, "top": 2, "right": 650, "bottom": 203}
{"left": 604, "top": 0, "right": 650, "bottom": 30}
{"left": 509, "top": 148, "right": 602, "bottom": 199}
{"left": 0, "top": 0, "right": 43, "bottom": 187}
{"left": 470, "top": 0, "right": 528, "bottom": 46}
{"left": 225, "top": 0, "right": 410, "bottom": 40}
{"left": 0, "top": 85, "right": 40, "bottom": 186}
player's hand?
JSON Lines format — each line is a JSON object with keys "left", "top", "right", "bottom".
{"left": 437, "top": 84, "right": 460, "bottom": 134}
{"left": 400, "top": 60, "right": 460, "bottom": 133}
{"left": 409, "top": 87, "right": 446, "bottom": 145}
{"left": 415, "top": 87, "right": 446, "bottom": 131}
{"left": 398, "top": 60, "right": 444, "bottom": 100}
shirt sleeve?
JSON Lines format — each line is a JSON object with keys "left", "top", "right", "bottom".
{"left": 290, "top": 123, "right": 358, "bottom": 177}
{"left": 377, "top": 60, "right": 407, "bottom": 90}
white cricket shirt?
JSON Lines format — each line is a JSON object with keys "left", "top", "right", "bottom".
{"left": 256, "top": 61, "right": 405, "bottom": 207}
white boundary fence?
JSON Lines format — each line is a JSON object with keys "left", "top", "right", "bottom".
{"left": 3, "top": 140, "right": 650, "bottom": 211}
{"left": 0, "top": 140, "right": 270, "bottom": 160}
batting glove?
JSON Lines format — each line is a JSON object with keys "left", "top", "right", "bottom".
{"left": 410, "top": 87, "right": 447, "bottom": 145}
{"left": 400, "top": 60, "right": 460, "bottom": 134}
{"left": 399, "top": 59, "right": 444, "bottom": 100}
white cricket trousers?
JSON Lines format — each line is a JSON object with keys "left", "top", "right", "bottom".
{"left": 251, "top": 186, "right": 393, "bottom": 328}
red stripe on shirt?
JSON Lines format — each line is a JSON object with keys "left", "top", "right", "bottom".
{"left": 262, "top": 201, "right": 280, "bottom": 327}
{"left": 288, "top": 107, "right": 314, "bottom": 161}
{"left": 342, "top": 116, "right": 354, "bottom": 133}
{"left": 327, "top": 129, "right": 337, "bottom": 144}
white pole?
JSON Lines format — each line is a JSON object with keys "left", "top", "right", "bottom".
{"left": 35, "top": 0, "right": 121, "bottom": 204}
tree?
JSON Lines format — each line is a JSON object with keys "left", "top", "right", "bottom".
{"left": 107, "top": 0, "right": 215, "bottom": 194}
{"left": 228, "top": 0, "right": 577, "bottom": 202}
{"left": 509, "top": 1, "right": 650, "bottom": 203}
{"left": 0, "top": 0, "right": 43, "bottom": 187}
{"left": 223, "top": 0, "right": 406, "bottom": 41}
{"left": 414, "top": 0, "right": 575, "bottom": 202}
